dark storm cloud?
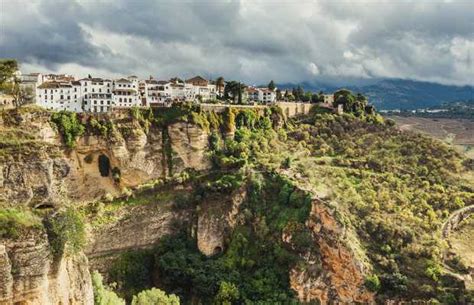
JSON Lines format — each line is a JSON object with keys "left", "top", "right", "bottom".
{"left": 0, "top": 0, "right": 112, "bottom": 69}
{"left": 0, "top": 0, "right": 472, "bottom": 85}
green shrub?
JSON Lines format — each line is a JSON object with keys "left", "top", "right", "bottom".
{"left": 364, "top": 274, "right": 381, "bottom": 292}
{"left": 92, "top": 271, "right": 125, "bottom": 305}
{"left": 46, "top": 207, "right": 86, "bottom": 256}
{"left": 109, "top": 250, "right": 154, "bottom": 300}
{"left": 131, "top": 288, "right": 180, "bottom": 305}
{"left": 213, "top": 282, "right": 239, "bottom": 305}
{"left": 51, "top": 111, "right": 85, "bottom": 148}
{"left": 0, "top": 208, "right": 42, "bottom": 239}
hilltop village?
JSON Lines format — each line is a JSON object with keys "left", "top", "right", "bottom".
{"left": 1, "top": 72, "right": 339, "bottom": 114}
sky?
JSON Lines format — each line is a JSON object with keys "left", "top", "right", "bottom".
{"left": 0, "top": 0, "right": 473, "bottom": 86}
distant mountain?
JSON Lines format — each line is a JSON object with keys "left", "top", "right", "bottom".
{"left": 277, "top": 79, "right": 473, "bottom": 110}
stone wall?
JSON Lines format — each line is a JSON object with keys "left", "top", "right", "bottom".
{"left": 200, "top": 102, "right": 312, "bottom": 118}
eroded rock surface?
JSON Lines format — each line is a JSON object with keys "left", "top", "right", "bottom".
{"left": 0, "top": 231, "right": 93, "bottom": 305}
{"left": 290, "top": 200, "right": 374, "bottom": 304}
{"left": 197, "top": 186, "right": 246, "bottom": 256}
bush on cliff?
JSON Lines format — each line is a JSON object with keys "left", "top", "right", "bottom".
{"left": 46, "top": 207, "right": 86, "bottom": 256}
{"left": 92, "top": 271, "right": 125, "bottom": 305}
{"left": 131, "top": 288, "right": 180, "bottom": 305}
{"left": 51, "top": 111, "right": 85, "bottom": 148}
{"left": 0, "top": 208, "right": 41, "bottom": 239}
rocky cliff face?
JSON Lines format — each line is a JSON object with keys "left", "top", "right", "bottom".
{"left": 288, "top": 199, "right": 374, "bottom": 304}
{"left": 0, "top": 108, "right": 374, "bottom": 304}
{"left": 197, "top": 186, "right": 247, "bottom": 256}
{"left": 0, "top": 231, "right": 93, "bottom": 305}
{"left": 0, "top": 108, "right": 212, "bottom": 304}
{"left": 0, "top": 109, "right": 211, "bottom": 207}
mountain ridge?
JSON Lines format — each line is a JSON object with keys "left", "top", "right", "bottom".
{"left": 276, "top": 78, "right": 473, "bottom": 110}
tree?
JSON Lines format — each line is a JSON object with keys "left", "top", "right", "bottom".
{"left": 92, "top": 271, "right": 126, "bottom": 305}
{"left": 0, "top": 59, "right": 18, "bottom": 84}
{"left": 276, "top": 89, "right": 282, "bottom": 100}
{"left": 301, "top": 92, "right": 312, "bottom": 102}
{"left": 334, "top": 89, "right": 370, "bottom": 116}
{"left": 0, "top": 59, "right": 31, "bottom": 107}
{"left": 224, "top": 81, "right": 245, "bottom": 104}
{"left": 213, "top": 282, "right": 239, "bottom": 305}
{"left": 131, "top": 288, "right": 180, "bottom": 305}
{"left": 216, "top": 77, "right": 225, "bottom": 96}
{"left": 268, "top": 80, "right": 276, "bottom": 91}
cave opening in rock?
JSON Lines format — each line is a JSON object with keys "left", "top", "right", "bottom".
{"left": 214, "top": 246, "right": 223, "bottom": 255}
{"left": 34, "top": 203, "right": 54, "bottom": 210}
{"left": 98, "top": 154, "right": 110, "bottom": 177}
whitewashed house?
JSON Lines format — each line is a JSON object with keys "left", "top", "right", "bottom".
{"left": 185, "top": 76, "right": 217, "bottom": 101}
{"left": 141, "top": 79, "right": 165, "bottom": 106}
{"left": 80, "top": 78, "right": 113, "bottom": 113}
{"left": 36, "top": 81, "right": 83, "bottom": 112}
{"left": 246, "top": 87, "right": 276, "bottom": 104}
{"left": 112, "top": 77, "right": 140, "bottom": 109}
{"left": 323, "top": 94, "right": 334, "bottom": 104}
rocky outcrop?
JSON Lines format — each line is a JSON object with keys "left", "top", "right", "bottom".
{"left": 86, "top": 198, "right": 190, "bottom": 265}
{"left": 289, "top": 200, "right": 374, "bottom": 304}
{"left": 0, "top": 231, "right": 93, "bottom": 305}
{"left": 0, "top": 158, "right": 70, "bottom": 208}
{"left": 168, "top": 122, "right": 211, "bottom": 172}
{"left": 1, "top": 110, "right": 212, "bottom": 206}
{"left": 197, "top": 186, "right": 247, "bottom": 256}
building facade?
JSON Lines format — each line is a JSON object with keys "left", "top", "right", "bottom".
{"left": 36, "top": 81, "right": 83, "bottom": 112}
{"left": 246, "top": 87, "right": 276, "bottom": 104}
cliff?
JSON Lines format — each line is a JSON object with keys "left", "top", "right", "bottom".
{"left": 3, "top": 105, "right": 465, "bottom": 303}
{"left": 0, "top": 107, "right": 211, "bottom": 207}
{"left": 0, "top": 106, "right": 212, "bottom": 304}
{"left": 0, "top": 230, "right": 93, "bottom": 305}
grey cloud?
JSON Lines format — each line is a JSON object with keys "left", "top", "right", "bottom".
{"left": 0, "top": 0, "right": 472, "bottom": 85}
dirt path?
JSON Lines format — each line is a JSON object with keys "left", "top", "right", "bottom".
{"left": 441, "top": 205, "right": 474, "bottom": 289}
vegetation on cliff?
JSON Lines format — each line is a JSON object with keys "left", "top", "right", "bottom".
{"left": 92, "top": 99, "right": 472, "bottom": 303}
{"left": 1, "top": 92, "right": 473, "bottom": 304}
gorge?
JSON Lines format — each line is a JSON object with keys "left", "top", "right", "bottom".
{"left": 0, "top": 98, "right": 473, "bottom": 304}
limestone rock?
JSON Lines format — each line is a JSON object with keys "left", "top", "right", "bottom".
{"left": 289, "top": 200, "right": 374, "bottom": 304}
{"left": 0, "top": 231, "right": 93, "bottom": 305}
{"left": 197, "top": 186, "right": 247, "bottom": 256}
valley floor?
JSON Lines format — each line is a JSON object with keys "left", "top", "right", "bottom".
{"left": 387, "top": 116, "right": 474, "bottom": 158}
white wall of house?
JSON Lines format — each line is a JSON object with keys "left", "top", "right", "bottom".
{"left": 36, "top": 83, "right": 83, "bottom": 112}
{"left": 113, "top": 78, "right": 140, "bottom": 109}
{"left": 81, "top": 79, "right": 113, "bottom": 113}
{"left": 323, "top": 94, "right": 334, "bottom": 104}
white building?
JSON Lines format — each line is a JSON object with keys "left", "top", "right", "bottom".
{"left": 80, "top": 78, "right": 113, "bottom": 113}
{"left": 185, "top": 76, "right": 217, "bottom": 101}
{"left": 323, "top": 94, "right": 334, "bottom": 104}
{"left": 19, "top": 73, "right": 43, "bottom": 103}
{"left": 33, "top": 74, "right": 223, "bottom": 112}
{"left": 247, "top": 87, "right": 276, "bottom": 104}
{"left": 36, "top": 81, "right": 83, "bottom": 112}
{"left": 112, "top": 77, "right": 140, "bottom": 109}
